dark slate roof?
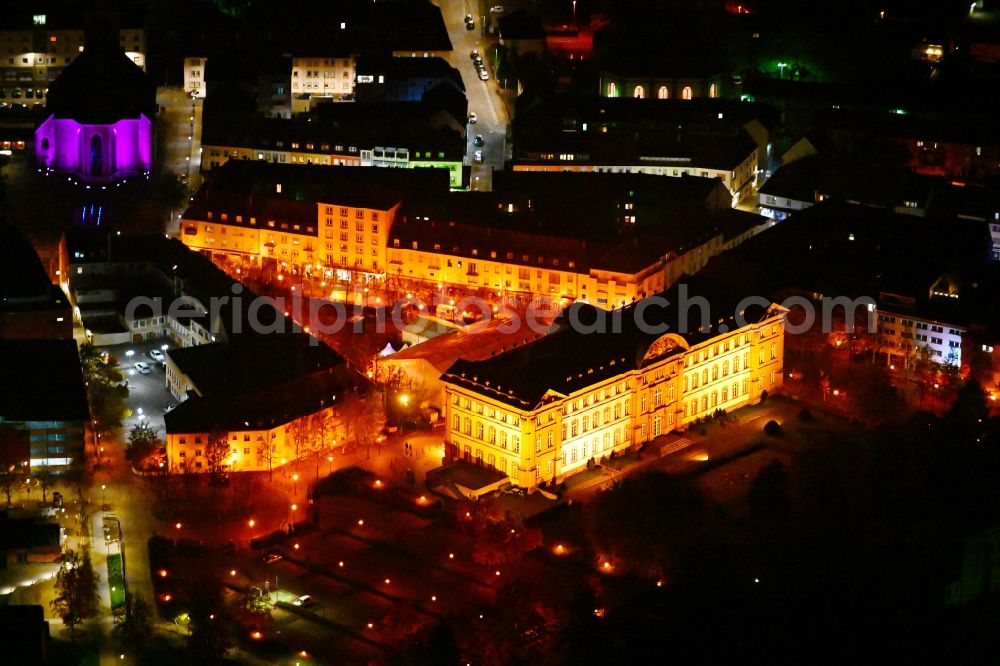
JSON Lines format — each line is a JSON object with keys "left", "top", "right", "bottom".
{"left": 354, "top": 55, "right": 464, "bottom": 87}
{"left": 0, "top": 5, "right": 144, "bottom": 31}
{"left": 758, "top": 156, "right": 823, "bottom": 202}
{"left": 697, "top": 199, "right": 996, "bottom": 325}
{"left": 0, "top": 517, "right": 61, "bottom": 549}
{"left": 202, "top": 102, "right": 466, "bottom": 161}
{"left": 186, "top": 160, "right": 450, "bottom": 214}
{"left": 45, "top": 23, "right": 155, "bottom": 123}
{"left": 0, "top": 225, "right": 55, "bottom": 305}
{"left": 442, "top": 282, "right": 776, "bottom": 409}
{"left": 513, "top": 95, "right": 775, "bottom": 170}
{"left": 393, "top": 171, "right": 737, "bottom": 275}
{"left": 761, "top": 155, "right": 941, "bottom": 211}
{"left": 164, "top": 365, "right": 356, "bottom": 433}
{"left": 166, "top": 334, "right": 345, "bottom": 398}
{"left": 0, "top": 339, "right": 89, "bottom": 422}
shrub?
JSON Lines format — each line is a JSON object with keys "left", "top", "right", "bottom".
{"left": 763, "top": 420, "right": 783, "bottom": 437}
{"left": 798, "top": 408, "right": 813, "bottom": 422}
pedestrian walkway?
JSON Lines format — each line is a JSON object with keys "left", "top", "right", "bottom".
{"left": 657, "top": 436, "right": 694, "bottom": 457}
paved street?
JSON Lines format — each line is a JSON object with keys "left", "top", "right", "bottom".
{"left": 438, "top": 0, "right": 511, "bottom": 188}
{"left": 156, "top": 87, "right": 202, "bottom": 232}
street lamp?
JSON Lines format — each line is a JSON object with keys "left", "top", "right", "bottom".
{"left": 777, "top": 62, "right": 788, "bottom": 79}
{"left": 101, "top": 484, "right": 106, "bottom": 507}
{"left": 399, "top": 394, "right": 410, "bottom": 433}
{"left": 248, "top": 518, "right": 255, "bottom": 542}
{"left": 572, "top": 0, "right": 577, "bottom": 24}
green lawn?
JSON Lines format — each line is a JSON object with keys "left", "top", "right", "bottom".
{"left": 107, "top": 552, "right": 125, "bottom": 611}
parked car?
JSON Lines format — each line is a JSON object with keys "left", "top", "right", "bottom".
{"left": 469, "top": 112, "right": 477, "bottom": 124}
{"left": 474, "top": 150, "right": 483, "bottom": 163}
{"left": 473, "top": 135, "right": 484, "bottom": 147}
{"left": 261, "top": 552, "right": 283, "bottom": 564}
{"left": 163, "top": 403, "right": 177, "bottom": 413}
{"left": 292, "top": 595, "right": 318, "bottom": 608}
{"left": 149, "top": 349, "right": 165, "bottom": 362}
{"left": 464, "top": 14, "right": 474, "bottom": 30}
{"left": 470, "top": 48, "right": 479, "bottom": 60}
{"left": 479, "top": 70, "right": 489, "bottom": 81}
{"left": 134, "top": 361, "right": 151, "bottom": 374}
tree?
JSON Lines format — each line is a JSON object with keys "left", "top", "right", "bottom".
{"left": 238, "top": 587, "right": 272, "bottom": 632}
{"left": 187, "top": 578, "right": 234, "bottom": 662}
{"left": 114, "top": 592, "right": 154, "bottom": 648}
{"left": 51, "top": 549, "right": 100, "bottom": 638}
{"left": 0, "top": 463, "right": 19, "bottom": 507}
{"left": 946, "top": 379, "right": 989, "bottom": 427}
{"left": 586, "top": 470, "right": 707, "bottom": 579}
{"left": 205, "top": 429, "right": 230, "bottom": 481}
{"left": 748, "top": 460, "right": 792, "bottom": 526}
{"left": 126, "top": 422, "right": 161, "bottom": 465}
{"left": 33, "top": 467, "right": 56, "bottom": 504}
{"left": 472, "top": 513, "right": 543, "bottom": 566}
{"left": 79, "top": 343, "right": 130, "bottom": 456}
{"left": 341, "top": 390, "right": 384, "bottom": 459}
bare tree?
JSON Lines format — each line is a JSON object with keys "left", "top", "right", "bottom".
{"left": 205, "top": 429, "right": 230, "bottom": 481}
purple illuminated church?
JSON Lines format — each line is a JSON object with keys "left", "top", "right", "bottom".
{"left": 35, "top": 19, "right": 155, "bottom": 184}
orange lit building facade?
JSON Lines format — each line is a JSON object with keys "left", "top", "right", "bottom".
{"left": 442, "top": 298, "right": 786, "bottom": 489}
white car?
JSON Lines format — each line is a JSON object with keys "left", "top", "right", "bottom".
{"left": 149, "top": 349, "right": 164, "bottom": 362}
{"left": 292, "top": 594, "right": 317, "bottom": 608}
{"left": 134, "top": 362, "right": 151, "bottom": 374}
{"left": 479, "top": 70, "right": 489, "bottom": 81}
{"left": 469, "top": 112, "right": 477, "bottom": 124}
{"left": 474, "top": 150, "right": 483, "bottom": 163}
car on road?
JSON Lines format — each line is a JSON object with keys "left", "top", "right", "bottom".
{"left": 491, "top": 5, "right": 504, "bottom": 13}
{"left": 149, "top": 349, "right": 165, "bottom": 362}
{"left": 474, "top": 150, "right": 483, "bottom": 163}
{"left": 473, "top": 135, "right": 484, "bottom": 147}
{"left": 479, "top": 69, "right": 489, "bottom": 81}
{"left": 465, "top": 14, "right": 474, "bottom": 30}
{"left": 261, "top": 552, "right": 283, "bottom": 564}
{"left": 134, "top": 361, "right": 151, "bottom": 374}
{"left": 470, "top": 48, "right": 479, "bottom": 60}
{"left": 292, "top": 595, "right": 318, "bottom": 608}
{"left": 469, "top": 112, "right": 477, "bottom": 124}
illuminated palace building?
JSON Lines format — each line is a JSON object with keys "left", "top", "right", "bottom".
{"left": 442, "top": 289, "right": 786, "bottom": 489}
{"left": 181, "top": 161, "right": 772, "bottom": 303}
{"left": 34, "top": 16, "right": 154, "bottom": 184}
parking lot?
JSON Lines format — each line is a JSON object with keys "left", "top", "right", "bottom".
{"left": 104, "top": 339, "right": 178, "bottom": 437}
